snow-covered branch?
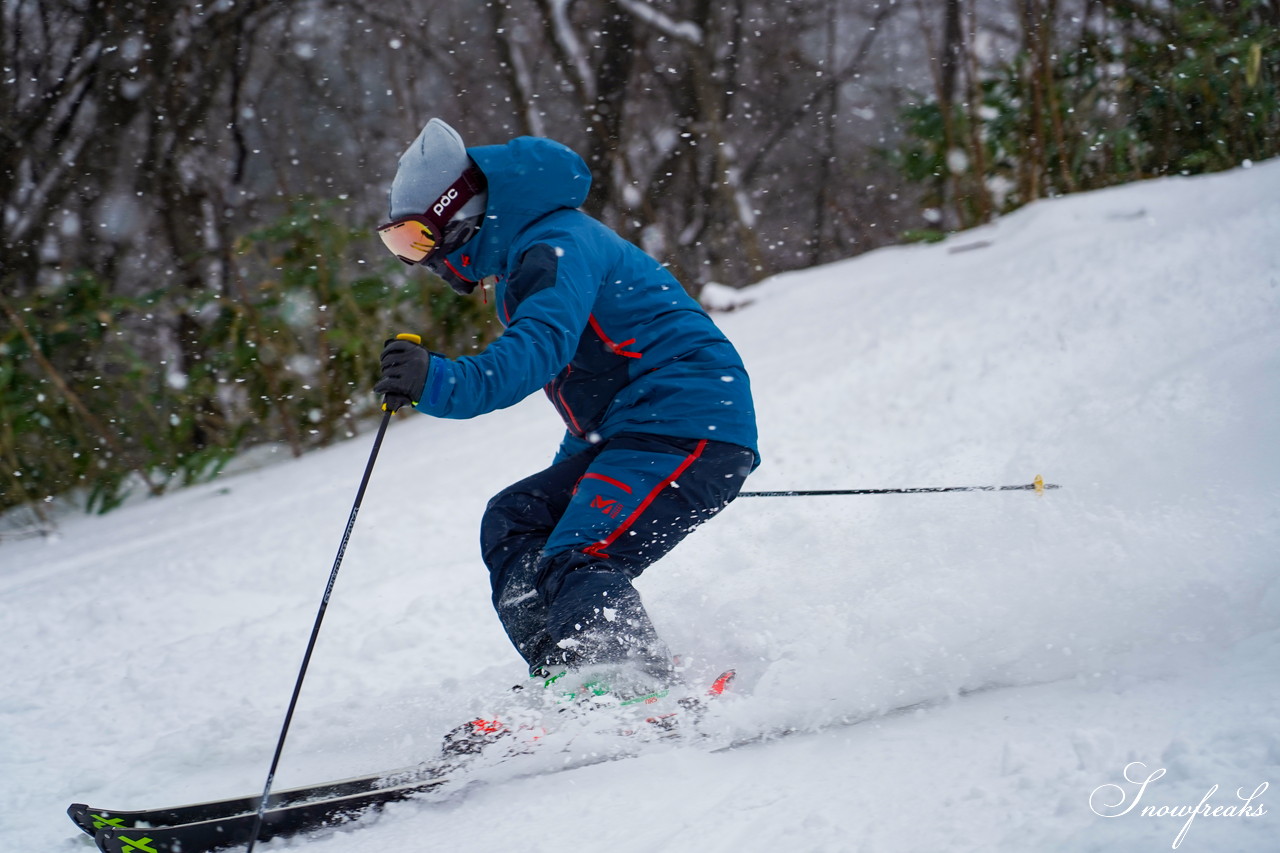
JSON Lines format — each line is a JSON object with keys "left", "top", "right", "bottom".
{"left": 547, "top": 0, "right": 597, "bottom": 103}
{"left": 508, "top": 40, "right": 547, "bottom": 140}
{"left": 616, "top": 0, "right": 702, "bottom": 45}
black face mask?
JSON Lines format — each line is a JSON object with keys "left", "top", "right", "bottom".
{"left": 425, "top": 213, "right": 486, "bottom": 294}
{"left": 425, "top": 252, "right": 478, "bottom": 295}
{"left": 441, "top": 214, "right": 482, "bottom": 255}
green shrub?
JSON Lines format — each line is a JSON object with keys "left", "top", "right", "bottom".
{"left": 0, "top": 201, "right": 497, "bottom": 519}
{"left": 894, "top": 0, "right": 1279, "bottom": 230}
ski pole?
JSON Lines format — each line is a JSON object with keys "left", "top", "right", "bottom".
{"left": 245, "top": 405, "right": 397, "bottom": 853}
{"left": 739, "top": 474, "right": 1058, "bottom": 497}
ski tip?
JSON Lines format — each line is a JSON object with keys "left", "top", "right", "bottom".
{"left": 66, "top": 803, "right": 95, "bottom": 837}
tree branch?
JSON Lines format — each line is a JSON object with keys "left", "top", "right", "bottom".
{"left": 740, "top": 2, "right": 899, "bottom": 188}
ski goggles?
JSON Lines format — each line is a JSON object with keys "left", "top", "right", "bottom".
{"left": 376, "top": 165, "right": 485, "bottom": 266}
{"left": 377, "top": 216, "right": 439, "bottom": 265}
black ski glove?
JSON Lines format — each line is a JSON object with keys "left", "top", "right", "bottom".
{"left": 375, "top": 334, "right": 430, "bottom": 412}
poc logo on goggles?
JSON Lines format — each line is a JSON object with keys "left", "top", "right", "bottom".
{"left": 433, "top": 187, "right": 460, "bottom": 217}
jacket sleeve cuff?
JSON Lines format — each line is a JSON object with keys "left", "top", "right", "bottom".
{"left": 412, "top": 353, "right": 455, "bottom": 414}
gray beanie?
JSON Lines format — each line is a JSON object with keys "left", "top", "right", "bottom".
{"left": 388, "top": 118, "right": 487, "bottom": 222}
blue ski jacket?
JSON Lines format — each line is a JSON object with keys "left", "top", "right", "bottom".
{"left": 412, "top": 136, "right": 759, "bottom": 466}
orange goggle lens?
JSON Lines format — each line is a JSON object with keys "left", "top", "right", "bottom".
{"left": 377, "top": 217, "right": 438, "bottom": 265}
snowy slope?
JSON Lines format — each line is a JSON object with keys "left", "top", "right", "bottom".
{"left": 3, "top": 161, "right": 1279, "bottom": 853}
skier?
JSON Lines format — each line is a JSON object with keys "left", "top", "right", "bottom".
{"left": 373, "top": 119, "right": 759, "bottom": 696}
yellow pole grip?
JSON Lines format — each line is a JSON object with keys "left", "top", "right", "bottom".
{"left": 381, "top": 333, "right": 424, "bottom": 411}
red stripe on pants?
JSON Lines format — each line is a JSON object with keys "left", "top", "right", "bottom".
{"left": 582, "top": 439, "right": 708, "bottom": 559}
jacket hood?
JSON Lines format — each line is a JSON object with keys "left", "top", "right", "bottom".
{"left": 440, "top": 136, "right": 592, "bottom": 280}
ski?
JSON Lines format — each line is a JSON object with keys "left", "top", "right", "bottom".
{"left": 90, "top": 772, "right": 452, "bottom": 853}
{"left": 67, "top": 760, "right": 447, "bottom": 839}
{"left": 71, "top": 669, "right": 738, "bottom": 853}
{"left": 84, "top": 732, "right": 658, "bottom": 853}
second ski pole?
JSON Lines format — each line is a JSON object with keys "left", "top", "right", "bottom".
{"left": 739, "top": 474, "right": 1058, "bottom": 498}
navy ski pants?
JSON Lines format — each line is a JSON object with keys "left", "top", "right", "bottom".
{"left": 480, "top": 433, "right": 754, "bottom": 673}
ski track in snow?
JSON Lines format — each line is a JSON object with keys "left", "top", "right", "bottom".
{"left": 3, "top": 162, "right": 1279, "bottom": 852}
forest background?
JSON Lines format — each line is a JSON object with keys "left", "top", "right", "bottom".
{"left": 1, "top": 0, "right": 1277, "bottom": 524}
